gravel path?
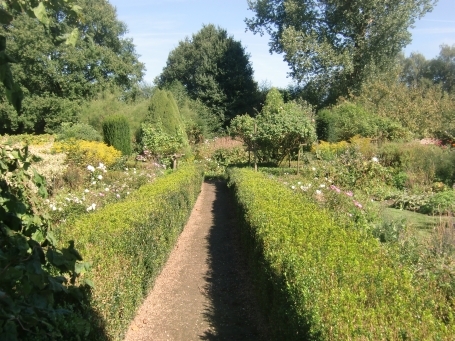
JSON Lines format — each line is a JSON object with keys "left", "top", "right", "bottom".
{"left": 123, "top": 180, "right": 269, "bottom": 341}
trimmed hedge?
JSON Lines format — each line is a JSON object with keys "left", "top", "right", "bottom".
{"left": 228, "top": 168, "right": 454, "bottom": 340}
{"left": 57, "top": 164, "right": 203, "bottom": 340}
{"left": 102, "top": 114, "right": 132, "bottom": 155}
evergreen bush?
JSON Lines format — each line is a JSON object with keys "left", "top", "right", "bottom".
{"left": 316, "top": 102, "right": 378, "bottom": 142}
{"left": 102, "top": 115, "right": 132, "bottom": 155}
{"left": 56, "top": 122, "right": 102, "bottom": 142}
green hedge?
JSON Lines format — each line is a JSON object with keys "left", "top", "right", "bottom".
{"left": 228, "top": 168, "right": 454, "bottom": 340}
{"left": 58, "top": 164, "right": 203, "bottom": 340}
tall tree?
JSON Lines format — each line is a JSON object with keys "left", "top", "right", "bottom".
{"left": 246, "top": 0, "right": 435, "bottom": 105}
{"left": 156, "top": 24, "right": 259, "bottom": 126}
{"left": 427, "top": 44, "right": 455, "bottom": 93}
{"left": 0, "top": 0, "right": 144, "bottom": 133}
{"left": 0, "top": 0, "right": 82, "bottom": 111}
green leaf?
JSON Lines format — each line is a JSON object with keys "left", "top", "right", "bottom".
{"left": 0, "top": 320, "right": 18, "bottom": 341}
{"left": 31, "top": 229, "right": 45, "bottom": 244}
{"left": 0, "top": 51, "right": 15, "bottom": 65}
{"left": 0, "top": 9, "right": 13, "bottom": 25}
{"left": 71, "top": 5, "right": 83, "bottom": 16}
{"left": 46, "top": 231, "right": 57, "bottom": 246}
{"left": 0, "top": 62, "right": 13, "bottom": 90}
{"left": 83, "top": 278, "right": 94, "bottom": 288}
{"left": 0, "top": 35, "right": 5, "bottom": 52}
{"left": 65, "top": 28, "right": 79, "bottom": 46}
{"left": 33, "top": 3, "right": 50, "bottom": 28}
{"left": 5, "top": 83, "right": 23, "bottom": 112}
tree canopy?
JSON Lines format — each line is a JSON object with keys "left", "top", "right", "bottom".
{"left": 155, "top": 24, "right": 259, "bottom": 126}
{"left": 246, "top": 0, "right": 435, "bottom": 105}
{"left": 0, "top": 0, "right": 144, "bottom": 134}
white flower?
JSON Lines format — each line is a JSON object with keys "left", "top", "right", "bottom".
{"left": 116, "top": 194, "right": 120, "bottom": 198}
{"left": 97, "top": 175, "right": 103, "bottom": 180}
{"left": 297, "top": 182, "right": 302, "bottom": 185}
{"left": 371, "top": 157, "right": 379, "bottom": 162}
{"left": 105, "top": 187, "right": 109, "bottom": 192}
{"left": 87, "top": 165, "right": 95, "bottom": 172}
{"left": 92, "top": 181, "right": 97, "bottom": 185}
{"left": 84, "top": 189, "right": 89, "bottom": 193}
{"left": 320, "top": 184, "right": 325, "bottom": 188}
{"left": 311, "top": 167, "right": 316, "bottom": 171}
{"left": 86, "top": 203, "right": 96, "bottom": 212}
{"left": 291, "top": 185, "right": 296, "bottom": 190}
{"left": 315, "top": 190, "right": 322, "bottom": 195}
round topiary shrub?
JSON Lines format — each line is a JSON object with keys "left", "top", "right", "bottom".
{"left": 56, "top": 122, "right": 102, "bottom": 142}
{"left": 102, "top": 115, "right": 131, "bottom": 155}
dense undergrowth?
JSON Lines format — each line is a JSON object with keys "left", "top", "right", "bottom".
{"left": 228, "top": 167, "right": 455, "bottom": 340}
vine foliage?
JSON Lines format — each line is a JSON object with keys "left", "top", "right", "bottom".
{"left": 0, "top": 145, "right": 90, "bottom": 340}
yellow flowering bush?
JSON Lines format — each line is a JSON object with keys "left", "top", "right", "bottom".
{"left": 311, "top": 140, "right": 349, "bottom": 160}
{"left": 349, "top": 135, "right": 376, "bottom": 158}
{"left": 53, "top": 139, "right": 121, "bottom": 167}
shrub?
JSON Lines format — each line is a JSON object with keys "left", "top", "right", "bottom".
{"left": 139, "top": 122, "right": 185, "bottom": 161}
{"left": 57, "top": 164, "right": 203, "bottom": 340}
{"left": 228, "top": 168, "right": 454, "bottom": 340}
{"left": 102, "top": 115, "right": 132, "bottom": 156}
{"left": 0, "top": 146, "right": 90, "bottom": 340}
{"left": 57, "top": 122, "right": 102, "bottom": 142}
{"left": 379, "top": 142, "right": 455, "bottom": 188}
{"left": 421, "top": 190, "right": 455, "bottom": 215}
{"left": 146, "top": 89, "right": 186, "bottom": 137}
{"left": 311, "top": 140, "right": 349, "bottom": 160}
{"left": 316, "top": 102, "right": 378, "bottom": 142}
{"left": 53, "top": 139, "right": 122, "bottom": 167}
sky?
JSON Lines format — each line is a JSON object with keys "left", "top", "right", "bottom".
{"left": 108, "top": 0, "right": 455, "bottom": 88}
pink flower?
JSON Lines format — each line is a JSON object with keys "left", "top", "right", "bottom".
{"left": 353, "top": 200, "right": 363, "bottom": 209}
{"left": 330, "top": 185, "right": 341, "bottom": 193}
{"left": 345, "top": 191, "right": 353, "bottom": 197}
{"left": 99, "top": 193, "right": 105, "bottom": 197}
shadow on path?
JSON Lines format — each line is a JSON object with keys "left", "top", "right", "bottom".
{"left": 199, "top": 180, "right": 269, "bottom": 341}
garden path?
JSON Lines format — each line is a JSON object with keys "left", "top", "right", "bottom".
{"left": 123, "top": 180, "right": 269, "bottom": 341}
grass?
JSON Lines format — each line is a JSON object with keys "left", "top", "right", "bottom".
{"left": 381, "top": 206, "right": 453, "bottom": 230}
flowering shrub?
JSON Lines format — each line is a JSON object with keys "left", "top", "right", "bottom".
{"left": 53, "top": 139, "right": 122, "bottom": 167}
{"left": 47, "top": 162, "right": 161, "bottom": 225}
{"left": 311, "top": 140, "right": 349, "bottom": 160}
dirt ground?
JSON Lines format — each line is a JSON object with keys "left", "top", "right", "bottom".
{"left": 123, "top": 180, "right": 269, "bottom": 341}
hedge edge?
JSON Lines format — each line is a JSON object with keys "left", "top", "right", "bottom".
{"left": 58, "top": 164, "right": 203, "bottom": 340}
{"left": 228, "top": 167, "right": 454, "bottom": 340}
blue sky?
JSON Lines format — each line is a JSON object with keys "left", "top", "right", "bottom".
{"left": 108, "top": 0, "right": 455, "bottom": 88}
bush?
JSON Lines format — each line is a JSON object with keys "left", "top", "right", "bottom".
{"left": 0, "top": 146, "right": 90, "bottom": 340}
{"left": 53, "top": 139, "right": 122, "bottom": 167}
{"left": 102, "top": 115, "right": 132, "bottom": 156}
{"left": 379, "top": 142, "right": 455, "bottom": 188}
{"left": 228, "top": 168, "right": 454, "bottom": 340}
{"left": 139, "top": 122, "right": 186, "bottom": 161}
{"left": 421, "top": 190, "right": 455, "bottom": 215}
{"left": 146, "top": 89, "right": 186, "bottom": 137}
{"left": 316, "top": 102, "right": 378, "bottom": 142}
{"left": 57, "top": 122, "right": 102, "bottom": 142}
{"left": 57, "top": 164, "right": 203, "bottom": 340}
